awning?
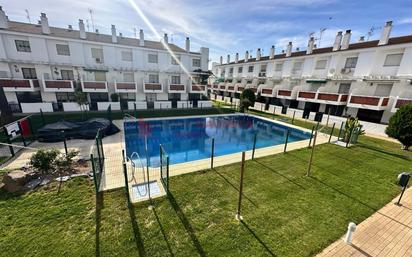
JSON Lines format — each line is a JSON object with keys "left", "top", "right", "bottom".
{"left": 83, "top": 68, "right": 109, "bottom": 72}
{"left": 306, "top": 79, "right": 328, "bottom": 83}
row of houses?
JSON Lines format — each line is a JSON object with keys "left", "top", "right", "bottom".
{"left": 212, "top": 21, "right": 412, "bottom": 123}
{"left": 0, "top": 7, "right": 210, "bottom": 113}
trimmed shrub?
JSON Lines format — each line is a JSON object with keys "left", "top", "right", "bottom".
{"left": 240, "top": 89, "right": 256, "bottom": 112}
{"left": 386, "top": 104, "right": 412, "bottom": 150}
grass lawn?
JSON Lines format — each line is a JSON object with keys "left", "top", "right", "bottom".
{"left": 1, "top": 135, "right": 411, "bottom": 256}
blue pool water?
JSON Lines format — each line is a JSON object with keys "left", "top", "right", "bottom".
{"left": 124, "top": 115, "right": 311, "bottom": 167}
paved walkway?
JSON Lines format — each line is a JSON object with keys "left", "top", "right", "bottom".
{"left": 317, "top": 187, "right": 412, "bottom": 257}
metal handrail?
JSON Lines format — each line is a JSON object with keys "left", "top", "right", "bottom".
{"left": 127, "top": 151, "right": 148, "bottom": 196}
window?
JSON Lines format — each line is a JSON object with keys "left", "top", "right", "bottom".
{"left": 16, "top": 91, "right": 42, "bottom": 103}
{"left": 56, "top": 92, "right": 76, "bottom": 102}
{"left": 338, "top": 83, "right": 351, "bottom": 94}
{"left": 21, "top": 68, "right": 37, "bottom": 79}
{"left": 192, "top": 59, "right": 201, "bottom": 67}
{"left": 384, "top": 53, "right": 403, "bottom": 67}
{"left": 15, "top": 40, "right": 31, "bottom": 52}
{"left": 56, "top": 44, "right": 70, "bottom": 56}
{"left": 171, "top": 75, "right": 181, "bottom": 84}
{"left": 238, "top": 67, "right": 243, "bottom": 73}
{"left": 94, "top": 72, "right": 106, "bottom": 81}
{"left": 248, "top": 66, "right": 254, "bottom": 72}
{"left": 61, "top": 70, "right": 74, "bottom": 80}
{"left": 120, "top": 93, "right": 136, "bottom": 101}
{"left": 91, "top": 48, "right": 104, "bottom": 62}
{"left": 171, "top": 56, "right": 180, "bottom": 65}
{"left": 89, "top": 93, "right": 109, "bottom": 102}
{"left": 260, "top": 64, "right": 267, "bottom": 72}
{"left": 315, "top": 60, "right": 327, "bottom": 70}
{"left": 275, "top": 63, "right": 283, "bottom": 72}
{"left": 344, "top": 57, "right": 358, "bottom": 69}
{"left": 148, "top": 54, "right": 158, "bottom": 63}
{"left": 121, "top": 51, "right": 133, "bottom": 62}
{"left": 123, "top": 72, "right": 134, "bottom": 82}
{"left": 149, "top": 74, "right": 159, "bottom": 83}
{"left": 292, "top": 62, "right": 303, "bottom": 71}
{"left": 229, "top": 68, "right": 234, "bottom": 74}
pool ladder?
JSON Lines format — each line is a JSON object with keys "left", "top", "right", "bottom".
{"left": 127, "top": 152, "right": 148, "bottom": 196}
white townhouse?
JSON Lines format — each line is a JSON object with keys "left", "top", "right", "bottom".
{"left": 213, "top": 21, "right": 412, "bottom": 124}
{"left": 0, "top": 7, "right": 210, "bottom": 113}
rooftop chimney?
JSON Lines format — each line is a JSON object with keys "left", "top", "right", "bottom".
{"left": 340, "top": 30, "right": 351, "bottom": 50}
{"left": 227, "top": 54, "right": 230, "bottom": 64}
{"left": 185, "top": 37, "right": 190, "bottom": 52}
{"left": 163, "top": 33, "right": 168, "bottom": 44}
{"left": 220, "top": 56, "right": 223, "bottom": 65}
{"left": 139, "top": 29, "right": 144, "bottom": 46}
{"left": 332, "top": 31, "right": 343, "bottom": 51}
{"left": 0, "top": 7, "right": 8, "bottom": 29}
{"left": 79, "top": 19, "right": 86, "bottom": 39}
{"left": 235, "top": 53, "right": 239, "bottom": 63}
{"left": 111, "top": 25, "right": 117, "bottom": 43}
{"left": 40, "top": 13, "right": 50, "bottom": 34}
{"left": 269, "top": 45, "right": 275, "bottom": 59}
{"left": 245, "top": 51, "right": 249, "bottom": 62}
{"left": 286, "top": 42, "right": 292, "bottom": 57}
{"left": 358, "top": 36, "right": 365, "bottom": 42}
{"left": 68, "top": 25, "right": 73, "bottom": 31}
{"left": 306, "top": 37, "right": 315, "bottom": 54}
{"left": 256, "top": 48, "right": 261, "bottom": 61}
{"left": 378, "top": 21, "right": 393, "bottom": 46}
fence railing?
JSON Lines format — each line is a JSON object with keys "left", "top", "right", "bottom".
{"left": 90, "top": 129, "right": 104, "bottom": 192}
{"left": 160, "top": 145, "right": 170, "bottom": 195}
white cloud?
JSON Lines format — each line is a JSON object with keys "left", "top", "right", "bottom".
{"left": 399, "top": 18, "right": 412, "bottom": 25}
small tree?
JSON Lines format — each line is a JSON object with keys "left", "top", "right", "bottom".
{"left": 75, "top": 91, "right": 89, "bottom": 120}
{"left": 240, "top": 88, "right": 256, "bottom": 112}
{"left": 55, "top": 150, "right": 79, "bottom": 173}
{"left": 29, "top": 149, "right": 60, "bottom": 175}
{"left": 343, "top": 117, "right": 364, "bottom": 143}
{"left": 386, "top": 104, "right": 412, "bottom": 150}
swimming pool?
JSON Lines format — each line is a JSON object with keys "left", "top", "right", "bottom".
{"left": 124, "top": 115, "right": 311, "bottom": 167}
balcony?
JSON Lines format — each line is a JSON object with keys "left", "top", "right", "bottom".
{"left": 276, "top": 89, "right": 293, "bottom": 99}
{"left": 260, "top": 88, "right": 274, "bottom": 97}
{"left": 190, "top": 84, "right": 206, "bottom": 93}
{"left": 144, "top": 83, "right": 163, "bottom": 93}
{"left": 347, "top": 95, "right": 390, "bottom": 110}
{"left": 298, "top": 91, "right": 316, "bottom": 99}
{"left": 219, "top": 82, "right": 226, "bottom": 91}
{"left": 392, "top": 97, "right": 412, "bottom": 112}
{"left": 43, "top": 80, "right": 74, "bottom": 92}
{"left": 316, "top": 92, "right": 348, "bottom": 105}
{"left": 169, "top": 84, "right": 186, "bottom": 93}
{"left": 0, "top": 78, "right": 40, "bottom": 92}
{"left": 115, "top": 82, "right": 136, "bottom": 93}
{"left": 81, "top": 81, "right": 108, "bottom": 93}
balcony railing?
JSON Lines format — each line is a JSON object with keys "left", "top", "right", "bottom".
{"left": 348, "top": 95, "right": 390, "bottom": 110}
{"left": 115, "top": 82, "right": 136, "bottom": 93}
{"left": 261, "top": 88, "right": 273, "bottom": 96}
{"left": 298, "top": 91, "right": 316, "bottom": 99}
{"left": 81, "top": 81, "right": 108, "bottom": 92}
{"left": 191, "top": 84, "right": 205, "bottom": 92}
{"left": 317, "top": 93, "right": 348, "bottom": 102}
{"left": 144, "top": 83, "right": 162, "bottom": 92}
{"left": 392, "top": 97, "right": 412, "bottom": 112}
{"left": 227, "top": 85, "right": 235, "bottom": 91}
{"left": 277, "top": 90, "right": 292, "bottom": 97}
{"left": 169, "top": 84, "right": 185, "bottom": 92}
{"left": 43, "top": 80, "right": 74, "bottom": 92}
{"left": 0, "top": 78, "right": 40, "bottom": 92}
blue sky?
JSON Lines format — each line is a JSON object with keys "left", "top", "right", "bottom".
{"left": 3, "top": 0, "right": 412, "bottom": 66}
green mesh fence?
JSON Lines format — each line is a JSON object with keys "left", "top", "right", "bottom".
{"left": 160, "top": 144, "right": 169, "bottom": 194}
{"left": 90, "top": 129, "right": 104, "bottom": 192}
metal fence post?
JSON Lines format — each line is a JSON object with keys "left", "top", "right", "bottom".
{"left": 346, "top": 129, "right": 353, "bottom": 148}
{"left": 134, "top": 102, "right": 137, "bottom": 118}
{"left": 306, "top": 129, "right": 318, "bottom": 177}
{"left": 328, "top": 123, "right": 336, "bottom": 143}
{"left": 62, "top": 131, "right": 68, "bottom": 155}
{"left": 17, "top": 121, "right": 27, "bottom": 147}
{"left": 166, "top": 155, "right": 170, "bottom": 194}
{"left": 90, "top": 154, "right": 98, "bottom": 193}
{"left": 252, "top": 133, "right": 257, "bottom": 160}
{"left": 236, "top": 151, "right": 246, "bottom": 221}
{"left": 211, "top": 138, "right": 215, "bottom": 169}
{"left": 337, "top": 121, "right": 344, "bottom": 141}
{"left": 121, "top": 150, "right": 131, "bottom": 208}
{"left": 292, "top": 110, "right": 296, "bottom": 124}
{"left": 308, "top": 126, "right": 315, "bottom": 147}
{"left": 284, "top": 130, "right": 290, "bottom": 153}
{"left": 40, "top": 108, "right": 45, "bottom": 126}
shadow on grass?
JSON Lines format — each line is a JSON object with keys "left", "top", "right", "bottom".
{"left": 152, "top": 205, "right": 175, "bottom": 257}
{"left": 95, "top": 192, "right": 103, "bottom": 257}
{"left": 128, "top": 204, "right": 146, "bottom": 256}
{"left": 213, "top": 168, "right": 258, "bottom": 207}
{"left": 356, "top": 142, "right": 411, "bottom": 161}
{"left": 240, "top": 220, "right": 277, "bottom": 257}
{"left": 254, "top": 160, "right": 305, "bottom": 190}
{"left": 168, "top": 192, "right": 206, "bottom": 257}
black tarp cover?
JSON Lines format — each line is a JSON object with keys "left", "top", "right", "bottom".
{"left": 37, "top": 118, "right": 120, "bottom": 142}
